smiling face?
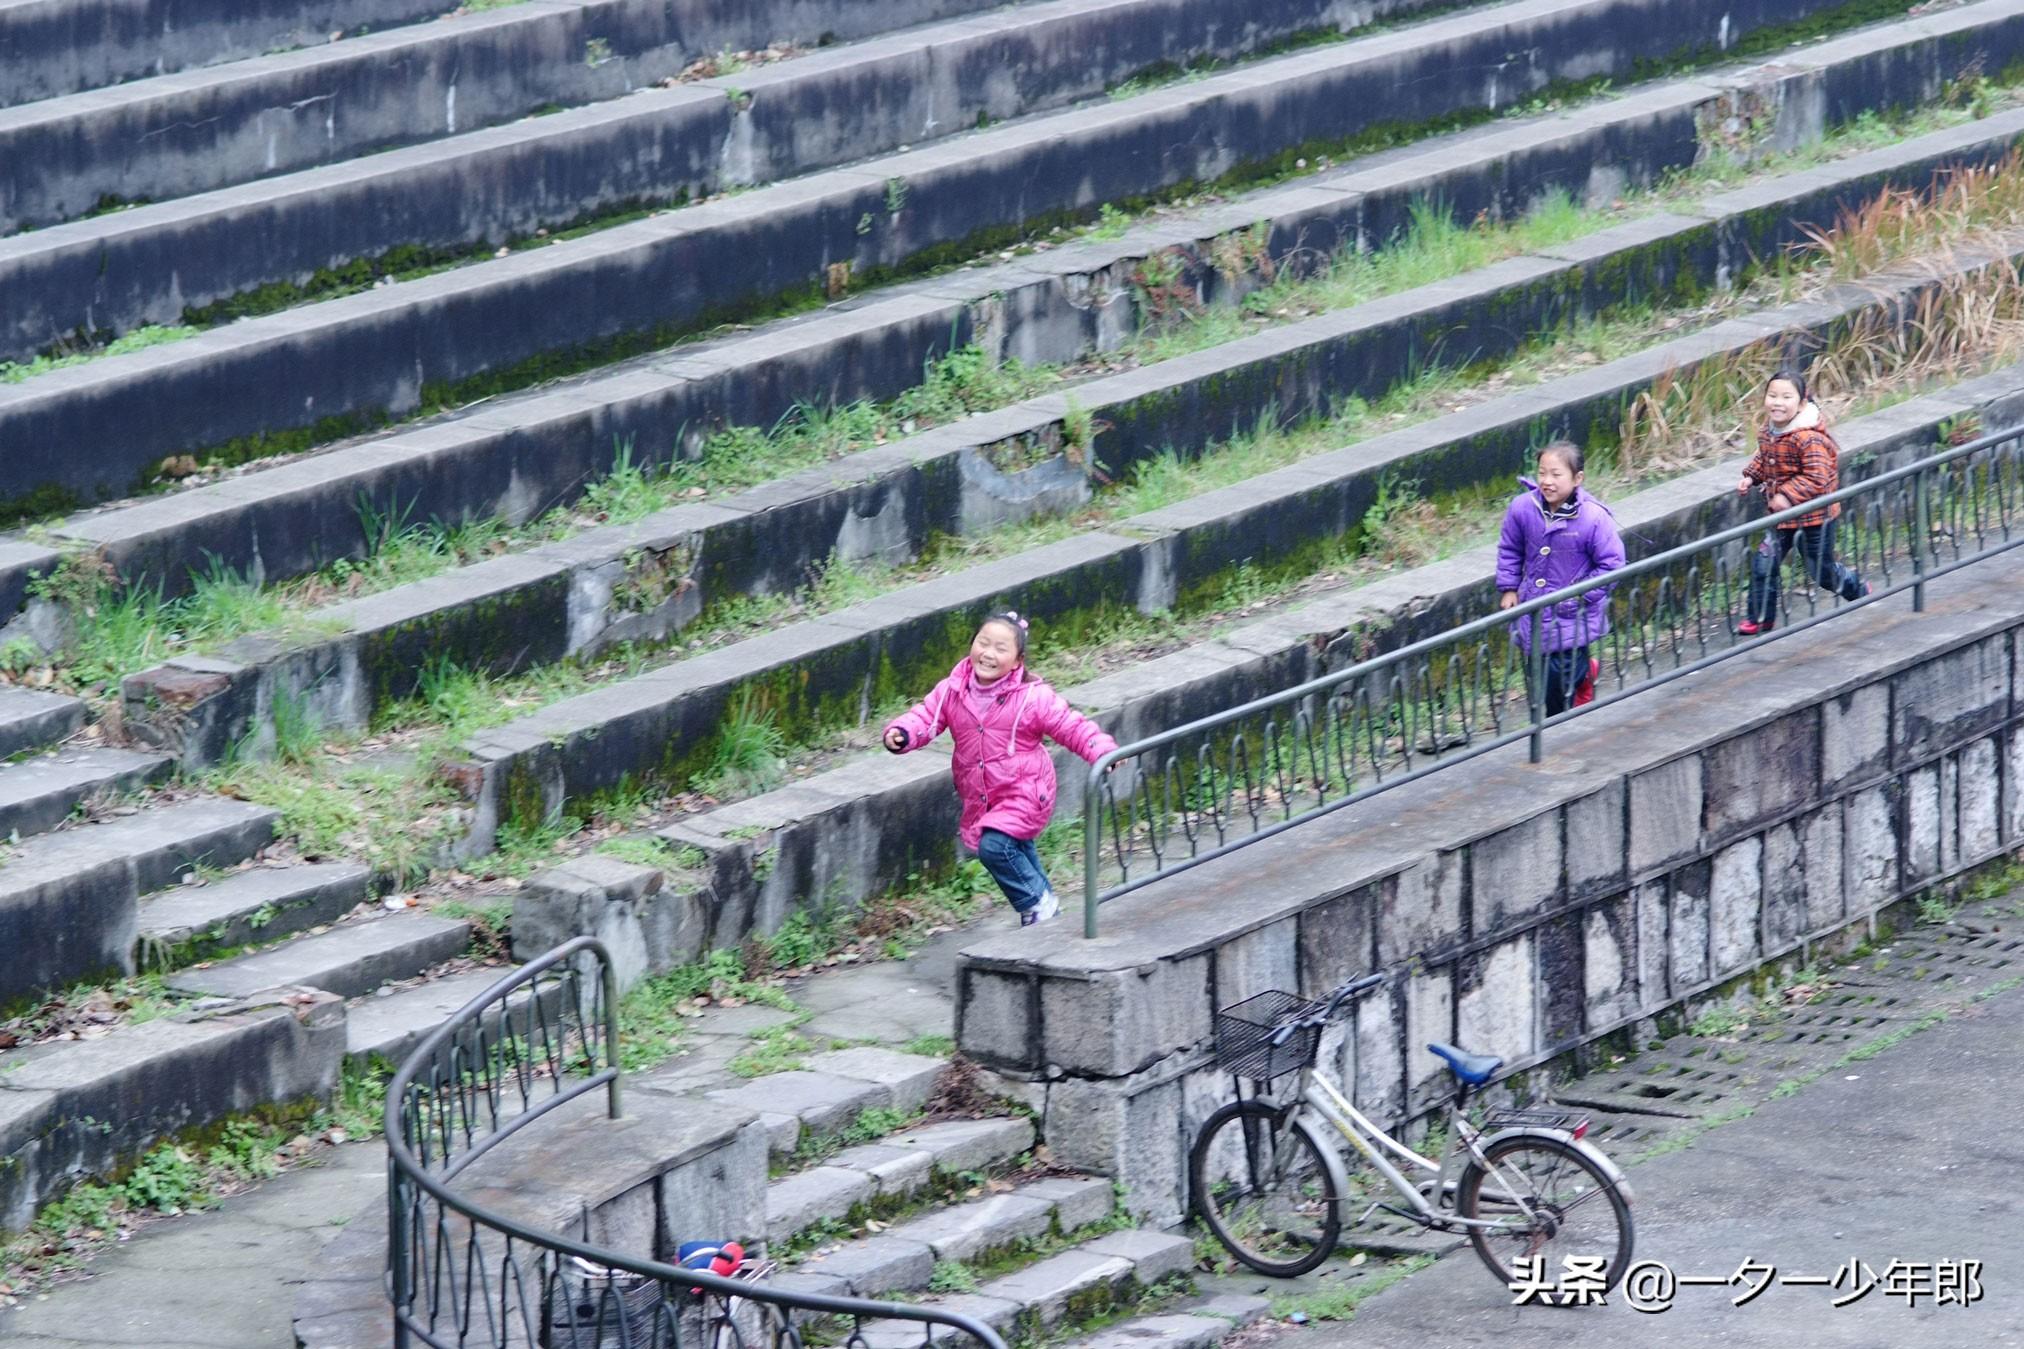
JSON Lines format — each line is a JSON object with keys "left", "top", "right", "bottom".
{"left": 1535, "top": 449, "right": 1582, "bottom": 509}
{"left": 1764, "top": 377, "right": 1804, "bottom": 426}
{"left": 969, "top": 620, "right": 1024, "bottom": 681}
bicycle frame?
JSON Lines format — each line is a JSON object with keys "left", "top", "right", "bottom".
{"left": 1293, "top": 1067, "right": 1562, "bottom": 1235}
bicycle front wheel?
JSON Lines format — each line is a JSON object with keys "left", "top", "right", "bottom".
{"left": 1456, "top": 1135, "right": 1633, "bottom": 1301}
{"left": 1189, "top": 1099, "right": 1341, "bottom": 1277}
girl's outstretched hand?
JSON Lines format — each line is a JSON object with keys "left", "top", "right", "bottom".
{"left": 883, "top": 727, "right": 908, "bottom": 752}
{"left": 1737, "top": 475, "right": 1753, "bottom": 495}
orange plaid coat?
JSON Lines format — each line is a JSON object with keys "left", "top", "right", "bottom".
{"left": 1742, "top": 413, "right": 1840, "bottom": 529}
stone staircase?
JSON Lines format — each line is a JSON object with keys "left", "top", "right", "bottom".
{"left": 297, "top": 1033, "right": 1268, "bottom": 1349}
{"left": 6, "top": 0, "right": 2024, "bottom": 1315}
{"left": 0, "top": 686, "right": 510, "bottom": 1224}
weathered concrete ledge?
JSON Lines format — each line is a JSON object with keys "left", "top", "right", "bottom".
{"left": 0, "top": 0, "right": 1142, "bottom": 237}
{"left": 0, "top": 0, "right": 1017, "bottom": 114}
{"left": 0, "top": 0, "right": 1903, "bottom": 515}
{"left": 456, "top": 1091, "right": 770, "bottom": 1260}
{"left": 110, "top": 107, "right": 2024, "bottom": 773}
{"left": 0, "top": 0, "right": 711, "bottom": 235}
{"left": 0, "top": 0, "right": 1458, "bottom": 362}
{"left": 340, "top": 232, "right": 2024, "bottom": 867}
{"left": 294, "top": 1080, "right": 768, "bottom": 1347}
{"left": 8, "top": 2, "right": 2002, "bottom": 594}
{"left": 458, "top": 362, "right": 2024, "bottom": 967}
{"left": 0, "top": 688, "right": 83, "bottom": 760}
{"left": 0, "top": 796, "right": 278, "bottom": 1009}
{"left": 0, "top": 988, "right": 345, "bottom": 1231}
{"left": 955, "top": 538, "right": 2024, "bottom": 1222}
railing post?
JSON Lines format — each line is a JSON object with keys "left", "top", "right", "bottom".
{"left": 1913, "top": 464, "right": 1930, "bottom": 612}
{"left": 1084, "top": 763, "right": 1103, "bottom": 939}
{"left": 601, "top": 951, "right": 623, "bottom": 1120}
{"left": 1527, "top": 612, "right": 1546, "bottom": 763}
{"left": 388, "top": 1155, "right": 410, "bottom": 1349}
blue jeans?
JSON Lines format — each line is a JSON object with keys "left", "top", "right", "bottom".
{"left": 1748, "top": 520, "right": 1864, "bottom": 624}
{"left": 977, "top": 829, "right": 1051, "bottom": 914}
{"left": 1528, "top": 643, "right": 1591, "bottom": 718}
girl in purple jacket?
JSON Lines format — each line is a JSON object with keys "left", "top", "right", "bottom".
{"left": 1496, "top": 442, "right": 1626, "bottom": 716}
{"left": 884, "top": 612, "right": 1118, "bottom": 927}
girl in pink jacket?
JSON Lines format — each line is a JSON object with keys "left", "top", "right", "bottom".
{"left": 883, "top": 612, "right": 1117, "bottom": 927}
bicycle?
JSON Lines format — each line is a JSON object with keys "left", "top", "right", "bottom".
{"left": 1189, "top": 973, "right": 1635, "bottom": 1300}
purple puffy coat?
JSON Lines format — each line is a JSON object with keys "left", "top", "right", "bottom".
{"left": 1495, "top": 481, "right": 1625, "bottom": 654}
{"left": 885, "top": 660, "right": 1118, "bottom": 850}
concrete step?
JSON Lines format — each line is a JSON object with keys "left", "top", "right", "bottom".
{"left": 1053, "top": 1297, "right": 1274, "bottom": 1349}
{"left": 0, "top": 0, "right": 1050, "bottom": 235}
{"left": 165, "top": 910, "right": 473, "bottom": 1000}
{"left": 0, "top": 0, "right": 1005, "bottom": 114}
{"left": 11, "top": 0, "right": 2007, "bottom": 612}
{"left": 0, "top": 745, "right": 171, "bottom": 841}
{"left": 1, "top": 0, "right": 470, "bottom": 111}
{"left": 107, "top": 99, "right": 2024, "bottom": 774}
{"left": 698, "top": 1048, "right": 951, "bottom": 1157}
{"left": 137, "top": 860, "right": 372, "bottom": 965}
{"left": 763, "top": 1115, "right": 1036, "bottom": 1246}
{"left": 795, "top": 1174, "right": 1117, "bottom": 1293}
{"left": 342, "top": 963, "right": 519, "bottom": 1066}
{"left": 827, "top": 1226, "right": 1197, "bottom": 1348}
{"left": 0, "top": 795, "right": 278, "bottom": 1008}
{"left": 0, "top": 688, "right": 84, "bottom": 759}
{"left": 0, "top": 985, "right": 345, "bottom": 1233}
{"left": 0, "top": 0, "right": 1902, "bottom": 519}
{"left": 0, "top": 0, "right": 1479, "bottom": 366}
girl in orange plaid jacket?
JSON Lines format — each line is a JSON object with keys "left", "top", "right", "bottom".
{"left": 1735, "top": 369, "right": 1870, "bottom": 636}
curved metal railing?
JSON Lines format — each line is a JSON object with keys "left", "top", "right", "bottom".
{"left": 386, "top": 937, "right": 1007, "bottom": 1349}
{"left": 1080, "top": 416, "right": 2024, "bottom": 934}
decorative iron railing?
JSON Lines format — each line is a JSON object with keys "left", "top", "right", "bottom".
{"left": 386, "top": 937, "right": 1007, "bottom": 1349}
{"left": 1080, "top": 418, "right": 2024, "bottom": 935}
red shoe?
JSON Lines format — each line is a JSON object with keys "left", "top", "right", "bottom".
{"left": 1735, "top": 618, "right": 1774, "bottom": 636}
{"left": 1572, "top": 657, "right": 1600, "bottom": 707}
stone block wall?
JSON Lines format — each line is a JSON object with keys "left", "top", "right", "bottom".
{"left": 955, "top": 569, "right": 2024, "bottom": 1223}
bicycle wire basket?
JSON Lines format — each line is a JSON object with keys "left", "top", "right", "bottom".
{"left": 547, "top": 1254, "right": 665, "bottom": 1348}
{"left": 1213, "top": 990, "right": 1323, "bottom": 1081}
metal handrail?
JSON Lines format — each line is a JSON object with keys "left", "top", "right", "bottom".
{"left": 1080, "top": 417, "right": 2024, "bottom": 935}
{"left": 386, "top": 937, "right": 1008, "bottom": 1349}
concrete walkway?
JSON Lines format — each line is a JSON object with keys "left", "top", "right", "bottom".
{"left": 0, "top": 1146, "right": 384, "bottom": 1348}
{"left": 1261, "top": 937, "right": 2024, "bottom": 1345}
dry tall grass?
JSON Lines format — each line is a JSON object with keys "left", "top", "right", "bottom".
{"left": 1619, "top": 152, "right": 2024, "bottom": 476}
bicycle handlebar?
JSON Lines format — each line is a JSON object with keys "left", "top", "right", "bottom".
{"left": 1321, "top": 972, "right": 1386, "bottom": 1018}
{"left": 1270, "top": 974, "right": 1387, "bottom": 1043}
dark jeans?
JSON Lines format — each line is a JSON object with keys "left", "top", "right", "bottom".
{"left": 1528, "top": 644, "right": 1591, "bottom": 718}
{"left": 1747, "top": 520, "right": 1864, "bottom": 625}
{"left": 977, "top": 828, "right": 1051, "bottom": 913}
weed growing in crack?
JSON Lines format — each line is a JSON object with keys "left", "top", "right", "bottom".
{"left": 693, "top": 689, "right": 788, "bottom": 798}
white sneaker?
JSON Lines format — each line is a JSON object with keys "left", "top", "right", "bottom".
{"left": 1019, "top": 891, "right": 1061, "bottom": 926}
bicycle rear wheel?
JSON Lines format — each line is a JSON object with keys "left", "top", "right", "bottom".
{"left": 1189, "top": 1099, "right": 1341, "bottom": 1277}
{"left": 1456, "top": 1135, "right": 1633, "bottom": 1302}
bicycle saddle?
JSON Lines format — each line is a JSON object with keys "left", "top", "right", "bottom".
{"left": 1427, "top": 1042, "right": 1502, "bottom": 1085}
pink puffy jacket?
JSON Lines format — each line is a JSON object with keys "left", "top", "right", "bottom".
{"left": 885, "top": 659, "right": 1118, "bottom": 849}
